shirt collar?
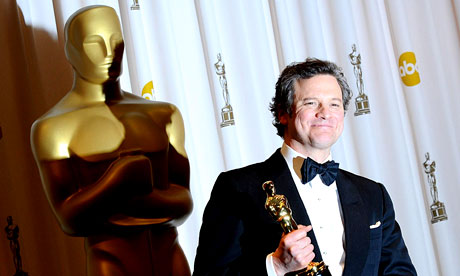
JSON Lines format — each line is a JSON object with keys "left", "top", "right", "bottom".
{"left": 280, "top": 142, "right": 332, "bottom": 162}
{"left": 280, "top": 142, "right": 332, "bottom": 183}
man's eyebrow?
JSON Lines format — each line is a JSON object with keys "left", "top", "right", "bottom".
{"left": 299, "top": 97, "right": 317, "bottom": 101}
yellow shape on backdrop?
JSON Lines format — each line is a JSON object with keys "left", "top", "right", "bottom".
{"left": 142, "top": 80, "right": 155, "bottom": 100}
{"left": 399, "top": 52, "right": 420, "bottom": 86}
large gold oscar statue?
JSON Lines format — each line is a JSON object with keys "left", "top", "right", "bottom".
{"left": 30, "top": 5, "right": 193, "bottom": 275}
{"left": 263, "top": 181, "right": 331, "bottom": 276}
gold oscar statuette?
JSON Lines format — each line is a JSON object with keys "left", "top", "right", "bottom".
{"left": 29, "top": 5, "right": 192, "bottom": 275}
{"left": 262, "top": 181, "right": 331, "bottom": 276}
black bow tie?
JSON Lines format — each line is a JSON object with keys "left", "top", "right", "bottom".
{"left": 301, "top": 157, "right": 339, "bottom": 186}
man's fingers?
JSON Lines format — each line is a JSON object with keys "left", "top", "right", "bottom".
{"left": 288, "top": 238, "right": 314, "bottom": 254}
{"left": 298, "top": 224, "right": 313, "bottom": 232}
{"left": 273, "top": 226, "right": 317, "bottom": 274}
{"left": 283, "top": 225, "right": 313, "bottom": 244}
{"left": 288, "top": 246, "right": 315, "bottom": 268}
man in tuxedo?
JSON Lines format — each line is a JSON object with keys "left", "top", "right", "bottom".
{"left": 193, "top": 58, "right": 416, "bottom": 275}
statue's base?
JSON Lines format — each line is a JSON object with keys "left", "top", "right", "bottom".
{"left": 431, "top": 201, "right": 448, "bottom": 224}
{"left": 220, "top": 106, "right": 235, "bottom": 127}
{"left": 354, "top": 96, "right": 370, "bottom": 116}
{"left": 288, "top": 261, "right": 332, "bottom": 276}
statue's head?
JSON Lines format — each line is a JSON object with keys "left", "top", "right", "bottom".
{"left": 64, "top": 5, "right": 124, "bottom": 84}
{"left": 262, "top": 181, "right": 275, "bottom": 197}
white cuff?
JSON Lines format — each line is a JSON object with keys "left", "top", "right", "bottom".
{"left": 266, "top": 252, "right": 277, "bottom": 276}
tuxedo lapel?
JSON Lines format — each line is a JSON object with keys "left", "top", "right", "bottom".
{"left": 261, "top": 150, "right": 323, "bottom": 262}
{"left": 336, "top": 170, "right": 369, "bottom": 276}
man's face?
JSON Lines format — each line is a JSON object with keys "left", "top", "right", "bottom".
{"left": 280, "top": 74, "right": 344, "bottom": 157}
{"left": 66, "top": 9, "right": 124, "bottom": 83}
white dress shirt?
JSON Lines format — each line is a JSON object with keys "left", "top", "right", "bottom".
{"left": 266, "top": 143, "right": 345, "bottom": 276}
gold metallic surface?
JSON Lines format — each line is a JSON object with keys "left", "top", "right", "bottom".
{"left": 30, "top": 5, "right": 192, "bottom": 275}
{"left": 263, "top": 180, "right": 298, "bottom": 233}
{"left": 262, "top": 181, "right": 331, "bottom": 276}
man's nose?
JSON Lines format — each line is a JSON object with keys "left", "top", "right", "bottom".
{"left": 316, "top": 105, "right": 330, "bottom": 119}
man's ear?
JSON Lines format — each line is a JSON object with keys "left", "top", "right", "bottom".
{"left": 279, "top": 110, "right": 289, "bottom": 125}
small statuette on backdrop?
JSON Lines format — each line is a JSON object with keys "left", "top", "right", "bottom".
{"left": 349, "top": 44, "right": 371, "bottom": 116}
{"left": 5, "top": 216, "right": 29, "bottom": 276}
{"left": 262, "top": 181, "right": 331, "bottom": 276}
{"left": 214, "top": 53, "right": 235, "bottom": 128}
{"left": 130, "top": 0, "right": 140, "bottom": 10}
{"left": 423, "top": 152, "right": 448, "bottom": 224}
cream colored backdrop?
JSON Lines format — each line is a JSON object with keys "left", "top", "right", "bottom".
{"left": 0, "top": 0, "right": 459, "bottom": 275}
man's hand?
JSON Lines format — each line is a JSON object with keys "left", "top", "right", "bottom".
{"left": 272, "top": 225, "right": 315, "bottom": 275}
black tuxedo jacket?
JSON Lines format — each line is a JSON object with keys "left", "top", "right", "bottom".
{"left": 193, "top": 149, "right": 416, "bottom": 275}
